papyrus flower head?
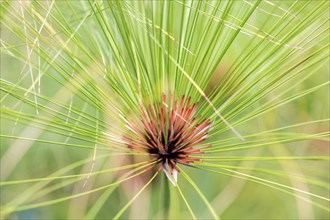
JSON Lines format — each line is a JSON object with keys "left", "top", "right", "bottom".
{"left": 124, "top": 94, "right": 211, "bottom": 186}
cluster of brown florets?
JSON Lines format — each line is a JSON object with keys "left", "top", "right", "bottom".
{"left": 124, "top": 94, "right": 211, "bottom": 184}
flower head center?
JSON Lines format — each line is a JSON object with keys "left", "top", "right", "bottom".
{"left": 124, "top": 94, "right": 211, "bottom": 185}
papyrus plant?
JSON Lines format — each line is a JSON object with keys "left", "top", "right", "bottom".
{"left": 1, "top": 1, "right": 329, "bottom": 219}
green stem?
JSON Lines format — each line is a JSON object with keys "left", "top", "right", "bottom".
{"left": 162, "top": 172, "right": 170, "bottom": 219}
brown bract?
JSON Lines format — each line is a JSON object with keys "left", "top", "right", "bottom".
{"left": 124, "top": 94, "right": 211, "bottom": 180}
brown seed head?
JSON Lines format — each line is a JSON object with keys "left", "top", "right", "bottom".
{"left": 124, "top": 94, "right": 211, "bottom": 178}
